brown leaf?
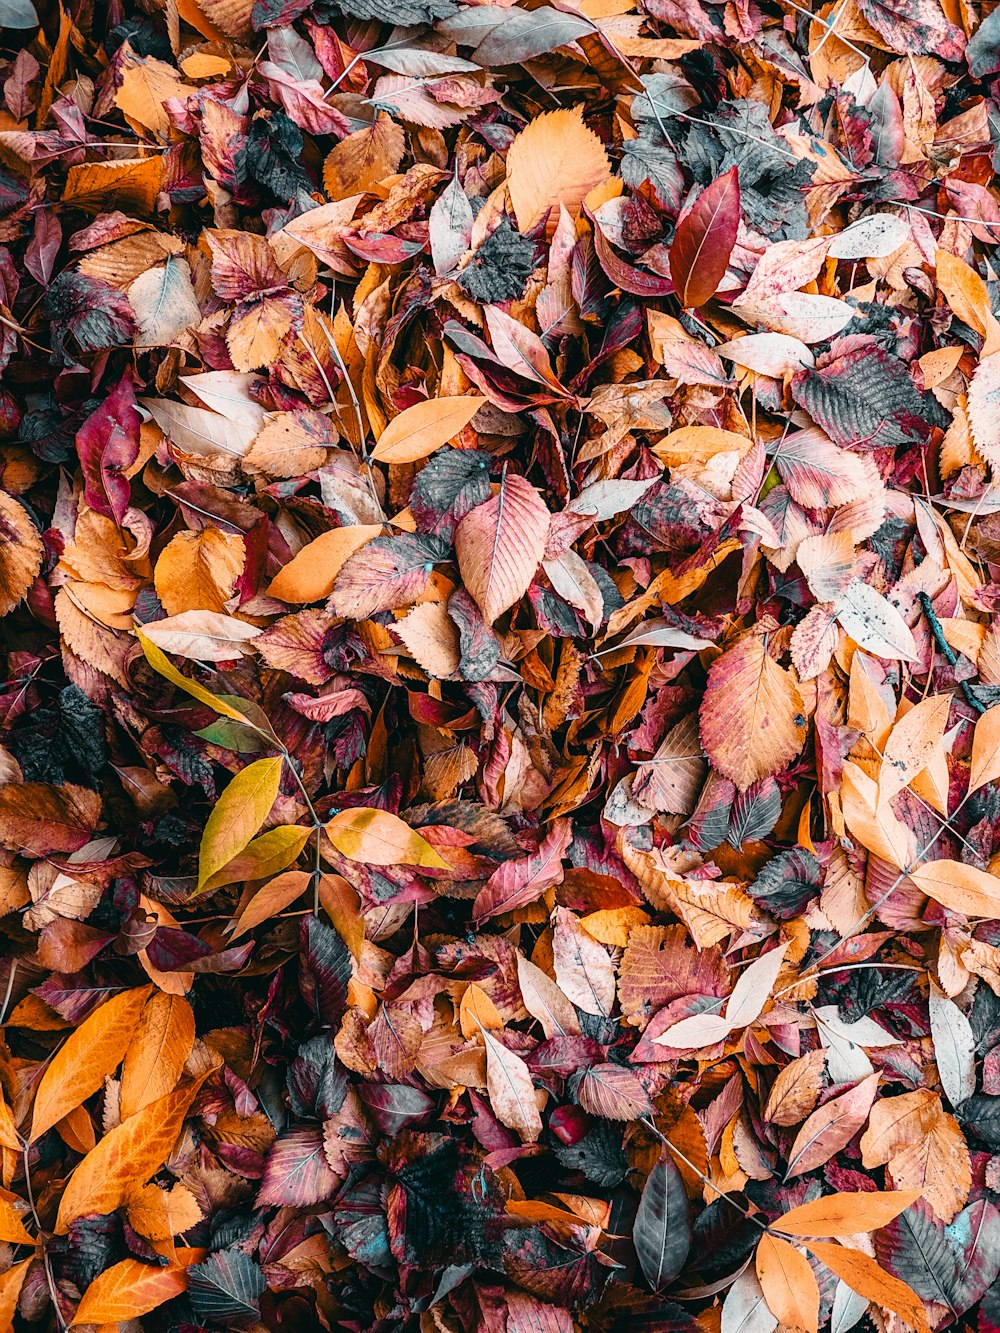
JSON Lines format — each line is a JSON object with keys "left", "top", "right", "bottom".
{"left": 786, "top": 1073, "right": 880, "bottom": 1178}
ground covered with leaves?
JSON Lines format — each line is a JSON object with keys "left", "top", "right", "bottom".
{"left": 8, "top": 0, "right": 1000, "bottom": 1329}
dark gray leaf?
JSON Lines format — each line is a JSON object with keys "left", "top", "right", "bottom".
{"left": 633, "top": 1151, "right": 691, "bottom": 1290}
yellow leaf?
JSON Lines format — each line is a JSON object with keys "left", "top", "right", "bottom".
{"left": 506, "top": 107, "right": 611, "bottom": 233}
{"left": 774, "top": 1190, "right": 921, "bottom": 1237}
{"left": 62, "top": 156, "right": 165, "bottom": 214}
{"left": 55, "top": 1078, "right": 207, "bottom": 1233}
{"left": 137, "top": 629, "right": 261, "bottom": 725}
{"left": 126, "top": 1181, "right": 203, "bottom": 1242}
{"left": 154, "top": 528, "right": 245, "bottom": 616}
{"left": 197, "top": 756, "right": 283, "bottom": 889}
{"left": 267, "top": 525, "right": 382, "bottom": 603}
{"left": 802, "top": 1241, "right": 929, "bottom": 1333}
{"left": 325, "top": 807, "right": 449, "bottom": 869}
{"left": 372, "top": 395, "right": 486, "bottom": 464}
{"left": 756, "top": 1233, "right": 819, "bottom": 1333}
{"left": 653, "top": 425, "right": 752, "bottom": 466}
{"left": 75, "top": 1255, "right": 195, "bottom": 1323}
{"left": 909, "top": 858, "right": 1000, "bottom": 917}
{"left": 200, "top": 823, "right": 311, "bottom": 893}
{"left": 31, "top": 986, "right": 151, "bottom": 1141}
{"left": 970, "top": 704, "right": 1000, "bottom": 794}
{"left": 120, "top": 993, "right": 196, "bottom": 1119}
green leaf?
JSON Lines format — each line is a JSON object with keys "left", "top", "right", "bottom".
{"left": 197, "top": 757, "right": 284, "bottom": 890}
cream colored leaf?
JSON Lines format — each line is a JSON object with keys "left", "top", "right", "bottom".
{"left": 141, "top": 610, "right": 262, "bottom": 661}
{"left": 482, "top": 1029, "right": 542, "bottom": 1142}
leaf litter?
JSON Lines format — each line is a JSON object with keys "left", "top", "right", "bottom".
{"left": 4, "top": 0, "right": 1000, "bottom": 1329}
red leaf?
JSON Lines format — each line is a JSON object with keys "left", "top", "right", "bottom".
{"left": 668, "top": 167, "right": 740, "bottom": 309}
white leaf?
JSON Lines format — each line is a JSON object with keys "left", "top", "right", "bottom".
{"left": 543, "top": 549, "right": 603, "bottom": 628}
{"left": 812, "top": 1006, "right": 900, "bottom": 1047}
{"left": 569, "top": 477, "right": 659, "bottom": 520}
{"left": 722, "top": 1267, "right": 779, "bottom": 1333}
{"left": 179, "top": 372, "right": 267, "bottom": 431}
{"left": 827, "top": 213, "right": 910, "bottom": 259}
{"left": 734, "top": 292, "right": 856, "bottom": 344}
{"left": 831, "top": 1280, "right": 869, "bottom": 1333}
{"left": 595, "top": 618, "right": 713, "bottom": 656}
{"left": 652, "top": 1011, "right": 731, "bottom": 1049}
{"left": 834, "top": 579, "right": 918, "bottom": 662}
{"left": 128, "top": 258, "right": 201, "bottom": 349}
{"left": 714, "top": 333, "right": 814, "bottom": 375}
{"left": 266, "top": 25, "right": 323, "bottom": 80}
{"left": 430, "top": 176, "right": 474, "bottom": 275}
{"left": 725, "top": 943, "right": 788, "bottom": 1029}
{"left": 929, "top": 983, "right": 976, "bottom": 1107}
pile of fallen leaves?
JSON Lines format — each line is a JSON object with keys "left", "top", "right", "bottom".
{"left": 9, "top": 0, "right": 1000, "bottom": 1327}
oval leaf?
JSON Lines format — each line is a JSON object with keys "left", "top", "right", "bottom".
{"left": 669, "top": 166, "right": 740, "bottom": 309}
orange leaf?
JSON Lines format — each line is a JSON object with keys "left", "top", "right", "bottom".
{"left": 0, "top": 1196, "right": 33, "bottom": 1246}
{"left": 506, "top": 107, "right": 610, "bottom": 233}
{"left": 233, "top": 869, "right": 312, "bottom": 938}
{"left": 909, "top": 858, "right": 1000, "bottom": 917}
{"left": 371, "top": 395, "right": 485, "bottom": 464}
{"left": 55, "top": 1076, "right": 208, "bottom": 1233}
{"left": 774, "top": 1190, "right": 921, "bottom": 1237}
{"left": 267, "top": 525, "right": 382, "bottom": 603}
{"left": 803, "top": 1241, "right": 929, "bottom": 1333}
{"left": 0, "top": 1259, "right": 30, "bottom": 1328}
{"left": 30, "top": 986, "right": 151, "bottom": 1141}
{"left": 75, "top": 1255, "right": 194, "bottom": 1323}
{"left": 755, "top": 1233, "right": 819, "bottom": 1333}
{"left": 120, "top": 992, "right": 196, "bottom": 1119}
